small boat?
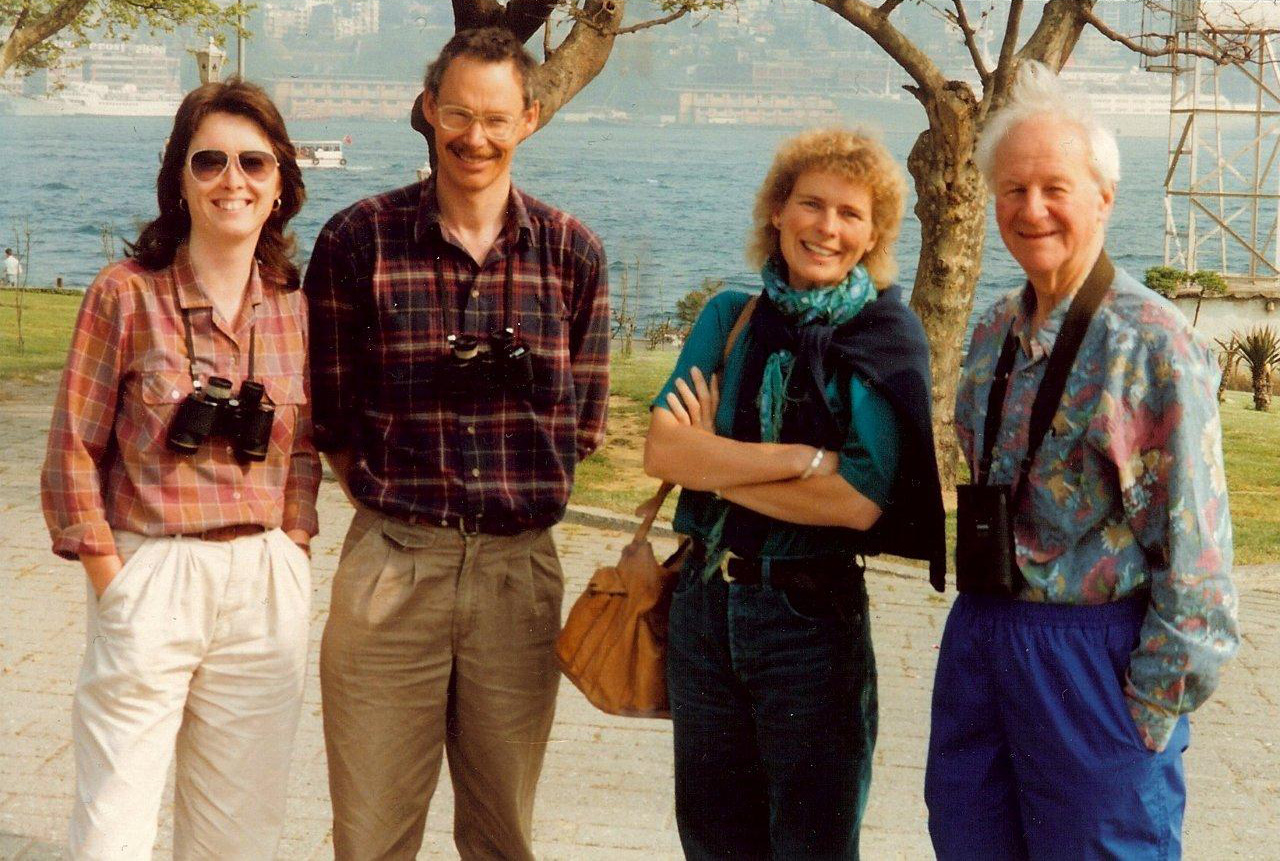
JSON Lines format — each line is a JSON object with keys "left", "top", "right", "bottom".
{"left": 293, "top": 140, "right": 347, "bottom": 169}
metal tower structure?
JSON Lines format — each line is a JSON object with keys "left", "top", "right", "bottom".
{"left": 1143, "top": 1, "right": 1280, "bottom": 287}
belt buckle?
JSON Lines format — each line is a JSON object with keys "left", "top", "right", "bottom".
{"left": 719, "top": 550, "right": 741, "bottom": 583}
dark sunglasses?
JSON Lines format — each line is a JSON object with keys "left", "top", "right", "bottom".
{"left": 187, "top": 149, "right": 279, "bottom": 183}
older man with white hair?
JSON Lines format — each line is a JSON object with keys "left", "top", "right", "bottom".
{"left": 924, "top": 62, "right": 1238, "bottom": 859}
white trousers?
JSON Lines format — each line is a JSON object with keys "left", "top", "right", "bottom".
{"left": 69, "top": 528, "right": 311, "bottom": 860}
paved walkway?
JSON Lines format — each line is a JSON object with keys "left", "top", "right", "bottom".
{"left": 1, "top": 378, "right": 1277, "bottom": 859}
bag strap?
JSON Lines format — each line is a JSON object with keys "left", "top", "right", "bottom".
{"left": 636, "top": 294, "right": 759, "bottom": 543}
{"left": 978, "top": 251, "right": 1115, "bottom": 496}
{"left": 722, "top": 295, "right": 758, "bottom": 368}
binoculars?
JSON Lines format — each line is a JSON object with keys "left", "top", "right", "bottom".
{"left": 436, "top": 328, "right": 535, "bottom": 396}
{"left": 166, "top": 376, "right": 275, "bottom": 462}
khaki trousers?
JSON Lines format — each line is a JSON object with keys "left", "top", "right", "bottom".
{"left": 320, "top": 508, "right": 565, "bottom": 860}
{"left": 69, "top": 528, "right": 311, "bottom": 860}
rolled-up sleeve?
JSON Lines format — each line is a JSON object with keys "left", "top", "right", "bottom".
{"left": 1103, "top": 325, "right": 1238, "bottom": 752}
{"left": 40, "top": 270, "right": 127, "bottom": 560}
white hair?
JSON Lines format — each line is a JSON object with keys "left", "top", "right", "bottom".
{"left": 974, "top": 60, "right": 1121, "bottom": 192}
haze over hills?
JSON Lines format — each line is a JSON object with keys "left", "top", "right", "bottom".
{"left": 6, "top": 0, "right": 1255, "bottom": 122}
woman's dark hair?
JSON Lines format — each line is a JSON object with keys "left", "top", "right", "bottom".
{"left": 128, "top": 78, "right": 306, "bottom": 290}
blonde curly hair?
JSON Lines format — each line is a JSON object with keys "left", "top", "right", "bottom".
{"left": 747, "top": 127, "right": 907, "bottom": 289}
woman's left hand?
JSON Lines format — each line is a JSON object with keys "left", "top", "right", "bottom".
{"left": 285, "top": 528, "right": 311, "bottom": 558}
{"left": 665, "top": 366, "right": 719, "bottom": 433}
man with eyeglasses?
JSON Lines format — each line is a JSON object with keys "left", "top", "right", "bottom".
{"left": 303, "top": 26, "right": 609, "bottom": 860}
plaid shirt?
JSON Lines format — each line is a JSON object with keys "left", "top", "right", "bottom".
{"left": 303, "top": 178, "right": 609, "bottom": 531}
{"left": 41, "top": 247, "right": 321, "bottom": 560}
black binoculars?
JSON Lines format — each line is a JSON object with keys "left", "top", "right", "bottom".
{"left": 436, "top": 328, "right": 535, "bottom": 396}
{"left": 166, "top": 375, "right": 275, "bottom": 462}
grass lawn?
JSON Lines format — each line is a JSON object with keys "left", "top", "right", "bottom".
{"left": 4, "top": 289, "right": 1275, "bottom": 563}
{"left": 0, "top": 288, "right": 82, "bottom": 380}
{"left": 1219, "top": 390, "right": 1280, "bottom": 565}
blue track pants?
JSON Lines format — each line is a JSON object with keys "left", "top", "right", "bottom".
{"left": 924, "top": 593, "right": 1189, "bottom": 860}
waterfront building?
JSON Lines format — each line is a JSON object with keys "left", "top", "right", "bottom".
{"left": 264, "top": 0, "right": 380, "bottom": 41}
{"left": 269, "top": 75, "right": 419, "bottom": 120}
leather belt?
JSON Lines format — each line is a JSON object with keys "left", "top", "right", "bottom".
{"left": 182, "top": 524, "right": 267, "bottom": 542}
{"left": 721, "top": 554, "right": 860, "bottom": 588}
{"left": 402, "top": 512, "right": 528, "bottom": 537}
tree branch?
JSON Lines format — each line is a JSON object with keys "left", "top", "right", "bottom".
{"left": 531, "top": 0, "right": 625, "bottom": 124}
{"left": 1, "top": 0, "right": 92, "bottom": 76}
{"left": 814, "top": 0, "right": 946, "bottom": 99}
{"left": 1016, "top": 0, "right": 1093, "bottom": 71}
{"left": 615, "top": 6, "right": 689, "bottom": 34}
{"left": 564, "top": 1, "right": 705, "bottom": 37}
{"left": 878, "top": 0, "right": 906, "bottom": 14}
{"left": 1079, "top": 6, "right": 1239, "bottom": 64}
{"left": 985, "top": 0, "right": 1022, "bottom": 110}
{"left": 951, "top": 0, "right": 989, "bottom": 83}
{"left": 502, "top": 0, "right": 559, "bottom": 43}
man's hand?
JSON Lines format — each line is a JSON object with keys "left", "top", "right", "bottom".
{"left": 82, "top": 553, "right": 123, "bottom": 598}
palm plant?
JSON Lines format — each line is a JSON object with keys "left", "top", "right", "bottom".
{"left": 1235, "top": 326, "right": 1280, "bottom": 412}
{"left": 1214, "top": 336, "right": 1240, "bottom": 403}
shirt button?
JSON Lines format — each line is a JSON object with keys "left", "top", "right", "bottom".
{"left": 467, "top": 425, "right": 475, "bottom": 434}
{"left": 171, "top": 389, "right": 181, "bottom": 400}
{"left": 470, "top": 289, "right": 479, "bottom": 299}
{"left": 226, "top": 445, "right": 235, "bottom": 455}
{"left": 440, "top": 518, "right": 448, "bottom": 527}
{"left": 471, "top": 468, "right": 480, "bottom": 477}
{"left": 232, "top": 492, "right": 241, "bottom": 500}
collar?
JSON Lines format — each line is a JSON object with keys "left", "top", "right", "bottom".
{"left": 171, "top": 243, "right": 264, "bottom": 313}
{"left": 413, "top": 175, "right": 535, "bottom": 251}
{"left": 1013, "top": 280, "right": 1073, "bottom": 361}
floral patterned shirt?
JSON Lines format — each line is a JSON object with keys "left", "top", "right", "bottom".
{"left": 955, "top": 262, "right": 1238, "bottom": 752}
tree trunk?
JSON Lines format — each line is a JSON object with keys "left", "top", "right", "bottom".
{"left": 1254, "top": 367, "right": 1271, "bottom": 411}
{"left": 905, "top": 85, "right": 986, "bottom": 487}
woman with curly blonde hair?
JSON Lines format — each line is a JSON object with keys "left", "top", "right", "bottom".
{"left": 645, "top": 127, "right": 945, "bottom": 858}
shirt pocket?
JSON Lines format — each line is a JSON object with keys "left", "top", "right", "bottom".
{"left": 134, "top": 369, "right": 194, "bottom": 453}
{"left": 262, "top": 373, "right": 306, "bottom": 458}
{"left": 524, "top": 289, "right": 573, "bottom": 409}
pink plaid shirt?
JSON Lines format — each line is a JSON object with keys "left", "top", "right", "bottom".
{"left": 41, "top": 246, "right": 321, "bottom": 560}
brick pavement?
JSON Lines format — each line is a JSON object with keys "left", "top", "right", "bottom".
{"left": 1, "top": 377, "right": 1277, "bottom": 859}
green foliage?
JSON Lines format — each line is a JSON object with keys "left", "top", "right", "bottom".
{"left": 1236, "top": 325, "right": 1280, "bottom": 374}
{"left": 674, "top": 277, "right": 723, "bottom": 336}
{"left": 1144, "top": 266, "right": 1228, "bottom": 299}
{"left": 1, "top": 0, "right": 249, "bottom": 77}
{"left": 1233, "top": 325, "right": 1279, "bottom": 411}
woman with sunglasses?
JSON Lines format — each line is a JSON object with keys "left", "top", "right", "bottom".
{"left": 41, "top": 78, "right": 319, "bottom": 857}
{"left": 644, "top": 128, "right": 945, "bottom": 858}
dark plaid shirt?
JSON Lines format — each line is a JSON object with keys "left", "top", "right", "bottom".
{"left": 303, "top": 178, "right": 609, "bottom": 531}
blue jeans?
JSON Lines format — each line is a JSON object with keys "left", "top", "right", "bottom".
{"left": 666, "top": 559, "right": 877, "bottom": 860}
{"left": 925, "top": 593, "right": 1189, "bottom": 860}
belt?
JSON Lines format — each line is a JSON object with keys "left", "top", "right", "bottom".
{"left": 182, "top": 524, "right": 267, "bottom": 542}
{"left": 402, "top": 512, "right": 528, "bottom": 537}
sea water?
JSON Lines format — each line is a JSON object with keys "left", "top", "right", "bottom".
{"left": 0, "top": 115, "right": 1169, "bottom": 324}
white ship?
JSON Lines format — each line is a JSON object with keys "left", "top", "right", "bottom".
{"left": 2, "top": 81, "right": 182, "bottom": 116}
{"left": 1, "top": 42, "right": 182, "bottom": 117}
